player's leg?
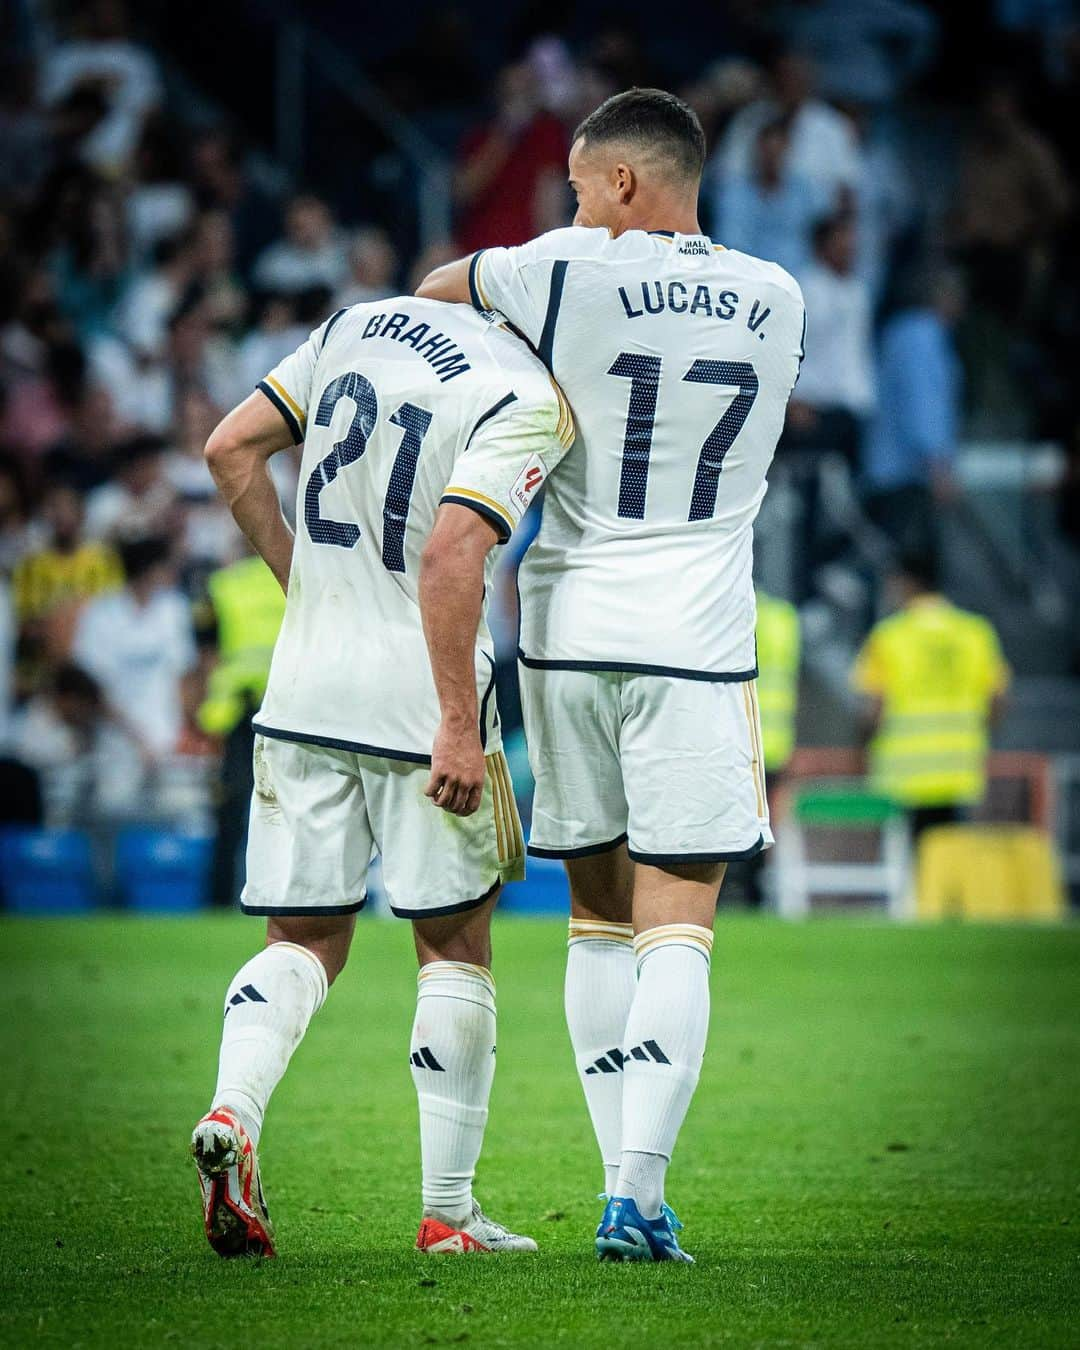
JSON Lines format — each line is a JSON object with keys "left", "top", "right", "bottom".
{"left": 369, "top": 751, "right": 533, "bottom": 1252}
{"left": 192, "top": 736, "right": 371, "bottom": 1256}
{"left": 564, "top": 845, "right": 636, "bottom": 1198}
{"left": 520, "top": 664, "right": 636, "bottom": 1197}
{"left": 597, "top": 677, "right": 768, "bottom": 1261}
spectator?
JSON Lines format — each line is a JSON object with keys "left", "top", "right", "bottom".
{"left": 253, "top": 194, "right": 348, "bottom": 296}
{"left": 45, "top": 167, "right": 130, "bottom": 342}
{"left": 188, "top": 129, "right": 281, "bottom": 281}
{"left": 233, "top": 293, "right": 304, "bottom": 403}
{"left": 716, "top": 50, "right": 862, "bottom": 208}
{"left": 41, "top": 346, "right": 125, "bottom": 492}
{"left": 955, "top": 79, "right": 1071, "bottom": 316}
{"left": 785, "top": 213, "right": 876, "bottom": 463}
{"left": 454, "top": 62, "right": 569, "bottom": 252}
{"left": 862, "top": 269, "right": 965, "bottom": 562}
{"left": 8, "top": 661, "right": 143, "bottom": 823}
{"left": 84, "top": 432, "right": 177, "bottom": 543}
{"left": 852, "top": 556, "right": 1011, "bottom": 838}
{"left": 0, "top": 457, "right": 42, "bottom": 575}
{"left": 336, "top": 227, "right": 399, "bottom": 308}
{"left": 126, "top": 114, "right": 195, "bottom": 266}
{"left": 11, "top": 480, "right": 121, "bottom": 630}
{"left": 780, "top": 0, "right": 938, "bottom": 106}
{"left": 71, "top": 534, "right": 197, "bottom": 760}
{"left": 113, "top": 232, "right": 195, "bottom": 362}
{"left": 713, "top": 118, "right": 827, "bottom": 276}
{"left": 38, "top": 0, "right": 163, "bottom": 174}
{"left": 166, "top": 388, "right": 238, "bottom": 573}
{"left": 190, "top": 210, "right": 247, "bottom": 331}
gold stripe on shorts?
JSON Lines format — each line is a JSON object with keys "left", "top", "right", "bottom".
{"left": 486, "top": 753, "right": 508, "bottom": 864}
{"left": 742, "top": 682, "right": 765, "bottom": 818}
{"left": 494, "top": 751, "right": 524, "bottom": 858}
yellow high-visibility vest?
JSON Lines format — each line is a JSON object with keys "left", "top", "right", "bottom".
{"left": 198, "top": 556, "right": 286, "bottom": 736}
{"left": 756, "top": 591, "right": 800, "bottom": 772}
{"left": 851, "top": 596, "right": 1010, "bottom": 807}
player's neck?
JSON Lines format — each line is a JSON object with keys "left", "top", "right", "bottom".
{"left": 615, "top": 203, "right": 702, "bottom": 239}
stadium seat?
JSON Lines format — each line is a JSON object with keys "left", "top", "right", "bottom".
{"left": 774, "top": 784, "right": 913, "bottom": 918}
{"left": 501, "top": 855, "right": 569, "bottom": 915}
{"left": 915, "top": 825, "right": 1066, "bottom": 921}
{"left": 115, "top": 828, "right": 212, "bottom": 913}
{"left": 0, "top": 827, "right": 96, "bottom": 914}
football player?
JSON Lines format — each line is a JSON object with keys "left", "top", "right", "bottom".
{"left": 191, "top": 297, "right": 573, "bottom": 1256}
{"left": 419, "top": 88, "right": 805, "bottom": 1261}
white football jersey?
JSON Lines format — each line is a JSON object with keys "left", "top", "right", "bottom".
{"left": 471, "top": 227, "right": 805, "bottom": 678}
{"left": 254, "top": 298, "right": 574, "bottom": 762}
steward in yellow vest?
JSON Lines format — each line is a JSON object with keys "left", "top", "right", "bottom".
{"left": 198, "top": 555, "right": 286, "bottom": 736}
{"left": 755, "top": 591, "right": 800, "bottom": 774}
{"left": 852, "top": 558, "right": 1009, "bottom": 833}
{"left": 198, "top": 552, "right": 285, "bottom": 907}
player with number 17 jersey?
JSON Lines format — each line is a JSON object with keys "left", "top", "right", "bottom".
{"left": 469, "top": 227, "right": 805, "bottom": 861}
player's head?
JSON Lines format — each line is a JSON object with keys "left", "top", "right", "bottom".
{"left": 569, "top": 88, "right": 706, "bottom": 235}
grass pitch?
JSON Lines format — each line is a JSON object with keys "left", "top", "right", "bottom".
{"left": 1, "top": 913, "right": 1077, "bottom": 1348}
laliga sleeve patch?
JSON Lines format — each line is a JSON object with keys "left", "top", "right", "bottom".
{"left": 509, "top": 454, "right": 548, "bottom": 515}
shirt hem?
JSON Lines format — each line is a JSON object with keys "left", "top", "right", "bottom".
{"left": 517, "top": 649, "right": 757, "bottom": 683}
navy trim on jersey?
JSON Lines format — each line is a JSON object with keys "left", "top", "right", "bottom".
{"left": 253, "top": 380, "right": 301, "bottom": 442}
{"left": 465, "top": 391, "right": 517, "bottom": 449}
{"left": 649, "top": 230, "right": 675, "bottom": 238}
{"left": 518, "top": 649, "right": 758, "bottom": 684}
{"left": 252, "top": 721, "right": 432, "bottom": 766}
{"left": 528, "top": 832, "right": 628, "bottom": 860}
{"left": 478, "top": 652, "right": 496, "bottom": 752}
{"left": 795, "top": 308, "right": 807, "bottom": 386}
{"left": 536, "top": 260, "right": 568, "bottom": 370}
{"left": 440, "top": 493, "right": 511, "bottom": 544}
{"left": 628, "top": 836, "right": 765, "bottom": 864}
{"left": 241, "top": 896, "right": 368, "bottom": 917}
{"left": 256, "top": 380, "right": 304, "bottom": 445}
{"left": 468, "top": 250, "right": 488, "bottom": 310}
{"left": 321, "top": 307, "right": 349, "bottom": 348}
{"left": 389, "top": 878, "right": 500, "bottom": 920}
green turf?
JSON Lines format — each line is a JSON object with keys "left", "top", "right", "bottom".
{"left": 1, "top": 914, "right": 1077, "bottom": 1349}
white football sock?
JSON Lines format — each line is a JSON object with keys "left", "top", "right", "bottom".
{"left": 211, "top": 941, "right": 328, "bottom": 1146}
{"left": 615, "top": 924, "right": 713, "bottom": 1219}
{"left": 564, "top": 918, "right": 636, "bottom": 1196}
{"left": 410, "top": 961, "right": 497, "bottom": 1226}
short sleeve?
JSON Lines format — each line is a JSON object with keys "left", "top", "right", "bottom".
{"left": 469, "top": 229, "right": 584, "bottom": 354}
{"left": 255, "top": 309, "right": 346, "bottom": 445}
{"left": 851, "top": 629, "right": 886, "bottom": 696}
{"left": 441, "top": 379, "right": 575, "bottom": 543}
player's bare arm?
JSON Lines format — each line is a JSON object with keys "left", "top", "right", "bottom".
{"left": 204, "top": 391, "right": 297, "bottom": 593}
{"left": 419, "top": 503, "right": 500, "bottom": 817}
{"left": 415, "top": 256, "right": 474, "bottom": 306}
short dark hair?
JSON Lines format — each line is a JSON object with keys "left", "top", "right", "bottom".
{"left": 894, "top": 552, "right": 937, "bottom": 593}
{"left": 573, "top": 87, "right": 706, "bottom": 183}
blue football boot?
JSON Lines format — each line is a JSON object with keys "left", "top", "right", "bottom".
{"left": 595, "top": 1195, "right": 694, "bottom": 1262}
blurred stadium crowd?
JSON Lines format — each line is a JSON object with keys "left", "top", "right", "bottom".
{"left": 1, "top": 0, "right": 1079, "bottom": 903}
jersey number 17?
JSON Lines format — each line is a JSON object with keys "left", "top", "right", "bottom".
{"left": 609, "top": 354, "right": 758, "bottom": 521}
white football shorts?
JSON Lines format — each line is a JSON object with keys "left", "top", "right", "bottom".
{"left": 520, "top": 665, "right": 772, "bottom": 863}
{"left": 242, "top": 734, "right": 524, "bottom": 919}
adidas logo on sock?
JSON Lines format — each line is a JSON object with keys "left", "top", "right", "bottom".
{"left": 584, "top": 1040, "right": 670, "bottom": 1074}
{"left": 410, "top": 1046, "right": 445, "bottom": 1071}
{"left": 225, "top": 984, "right": 267, "bottom": 1014}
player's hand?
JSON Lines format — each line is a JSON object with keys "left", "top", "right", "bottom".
{"left": 425, "top": 721, "right": 486, "bottom": 816}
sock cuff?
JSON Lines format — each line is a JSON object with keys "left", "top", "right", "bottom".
{"left": 633, "top": 923, "right": 713, "bottom": 967}
{"left": 568, "top": 918, "right": 635, "bottom": 947}
{"left": 417, "top": 961, "right": 496, "bottom": 1007}
{"left": 260, "top": 940, "right": 329, "bottom": 1010}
